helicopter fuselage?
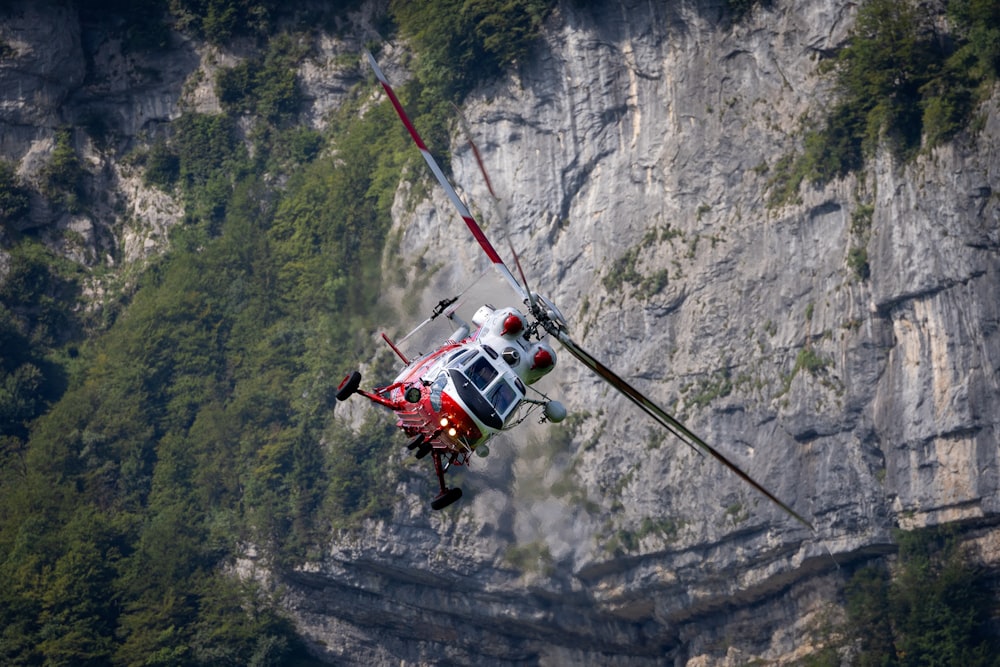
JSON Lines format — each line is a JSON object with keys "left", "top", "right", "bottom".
{"left": 354, "top": 304, "right": 558, "bottom": 475}
{"left": 341, "top": 50, "right": 813, "bottom": 525}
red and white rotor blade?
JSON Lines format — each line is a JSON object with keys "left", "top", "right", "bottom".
{"left": 452, "top": 102, "right": 497, "bottom": 200}
{"left": 366, "top": 51, "right": 528, "bottom": 303}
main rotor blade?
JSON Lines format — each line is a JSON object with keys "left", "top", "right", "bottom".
{"left": 366, "top": 51, "right": 528, "bottom": 304}
{"left": 400, "top": 296, "right": 465, "bottom": 345}
{"left": 506, "top": 239, "right": 538, "bottom": 313}
{"left": 452, "top": 102, "right": 497, "bottom": 200}
{"left": 552, "top": 330, "right": 814, "bottom": 531}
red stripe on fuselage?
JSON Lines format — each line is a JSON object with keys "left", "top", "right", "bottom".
{"left": 440, "top": 392, "right": 484, "bottom": 445}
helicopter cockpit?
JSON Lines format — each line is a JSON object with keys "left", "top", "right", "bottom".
{"left": 430, "top": 346, "right": 526, "bottom": 431}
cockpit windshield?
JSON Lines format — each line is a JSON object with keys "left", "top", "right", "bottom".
{"left": 488, "top": 379, "right": 516, "bottom": 416}
{"left": 447, "top": 348, "right": 476, "bottom": 367}
{"left": 467, "top": 356, "right": 498, "bottom": 391}
{"left": 446, "top": 351, "right": 522, "bottom": 429}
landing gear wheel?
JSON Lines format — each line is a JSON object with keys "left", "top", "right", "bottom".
{"left": 406, "top": 434, "right": 425, "bottom": 450}
{"left": 414, "top": 441, "right": 432, "bottom": 459}
{"left": 431, "top": 487, "right": 463, "bottom": 510}
{"left": 336, "top": 371, "right": 361, "bottom": 401}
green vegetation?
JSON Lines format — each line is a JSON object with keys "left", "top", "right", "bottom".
{"left": 684, "top": 369, "right": 734, "bottom": 409}
{"left": 390, "top": 0, "right": 554, "bottom": 102}
{"left": 504, "top": 540, "right": 555, "bottom": 576}
{"left": 0, "top": 160, "right": 30, "bottom": 224}
{"left": 374, "top": 0, "right": 556, "bottom": 176}
{"left": 778, "top": 346, "right": 833, "bottom": 396}
{"left": 216, "top": 33, "right": 304, "bottom": 123}
{"left": 170, "top": 0, "right": 282, "bottom": 45}
{"left": 603, "top": 246, "right": 643, "bottom": 292}
{"left": 39, "top": 128, "right": 86, "bottom": 214}
{"left": 844, "top": 526, "right": 999, "bottom": 665}
{"left": 601, "top": 239, "right": 673, "bottom": 299}
{"left": 607, "top": 516, "right": 682, "bottom": 555}
{"left": 794, "top": 347, "right": 831, "bottom": 375}
{"left": 4, "top": 0, "right": 1000, "bottom": 663}
{"left": 76, "top": 0, "right": 172, "bottom": 52}
{"left": 142, "top": 140, "right": 181, "bottom": 190}
{"left": 0, "top": 37, "right": 15, "bottom": 59}
{"left": 0, "top": 1, "right": 559, "bottom": 661}
{"left": 847, "top": 246, "right": 870, "bottom": 280}
{"left": 724, "top": 502, "right": 748, "bottom": 525}
{"left": 767, "top": 0, "right": 1000, "bottom": 206}
{"left": 847, "top": 201, "right": 874, "bottom": 280}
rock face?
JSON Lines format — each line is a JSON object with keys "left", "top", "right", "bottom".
{"left": 3, "top": 0, "right": 999, "bottom": 664}
{"left": 1, "top": 0, "right": 190, "bottom": 264}
{"left": 0, "top": 0, "right": 374, "bottom": 266}
{"left": 283, "top": 1, "right": 1000, "bottom": 664}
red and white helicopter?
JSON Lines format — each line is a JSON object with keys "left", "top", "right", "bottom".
{"left": 336, "top": 51, "right": 812, "bottom": 528}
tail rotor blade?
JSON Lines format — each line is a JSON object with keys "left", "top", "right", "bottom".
{"left": 397, "top": 266, "right": 490, "bottom": 346}
{"left": 552, "top": 330, "right": 814, "bottom": 531}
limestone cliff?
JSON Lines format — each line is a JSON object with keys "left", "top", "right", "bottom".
{"left": 2, "top": 0, "right": 998, "bottom": 664}
{"left": 284, "top": 1, "right": 1000, "bottom": 664}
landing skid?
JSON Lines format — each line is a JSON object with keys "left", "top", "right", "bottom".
{"left": 430, "top": 449, "right": 462, "bottom": 510}
{"left": 431, "top": 486, "right": 463, "bottom": 510}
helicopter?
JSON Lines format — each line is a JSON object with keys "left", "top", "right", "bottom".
{"left": 336, "top": 51, "right": 812, "bottom": 528}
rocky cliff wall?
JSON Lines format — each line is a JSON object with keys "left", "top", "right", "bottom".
{"left": 0, "top": 0, "right": 375, "bottom": 268}
{"left": 284, "top": 0, "right": 1000, "bottom": 664}
{"left": 3, "top": 0, "right": 998, "bottom": 664}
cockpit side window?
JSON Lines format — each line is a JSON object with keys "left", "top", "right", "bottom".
{"left": 429, "top": 372, "right": 448, "bottom": 411}
{"left": 488, "top": 380, "right": 516, "bottom": 416}
{"left": 448, "top": 349, "right": 475, "bottom": 367}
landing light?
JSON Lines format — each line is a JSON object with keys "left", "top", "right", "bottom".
{"left": 440, "top": 417, "right": 449, "bottom": 427}
{"left": 448, "top": 428, "right": 457, "bottom": 437}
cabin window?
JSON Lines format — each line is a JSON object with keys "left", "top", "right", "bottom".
{"left": 429, "top": 373, "right": 448, "bottom": 411}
